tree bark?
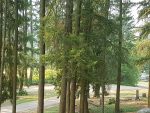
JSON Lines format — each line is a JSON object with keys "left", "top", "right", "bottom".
{"left": 29, "top": 0, "right": 33, "bottom": 84}
{"left": 115, "top": 0, "right": 122, "bottom": 113}
{"left": 66, "top": 80, "right": 70, "bottom": 113}
{"left": 0, "top": 0, "right": 3, "bottom": 110}
{"left": 102, "top": 84, "right": 105, "bottom": 113}
{"left": 12, "top": 0, "right": 18, "bottom": 112}
{"left": 24, "top": 0, "right": 28, "bottom": 87}
{"left": 80, "top": 80, "right": 85, "bottom": 113}
{"left": 37, "top": 0, "right": 45, "bottom": 113}
{"left": 69, "top": 0, "right": 82, "bottom": 112}
{"left": 84, "top": 83, "right": 89, "bottom": 113}
{"left": 59, "top": 0, "right": 73, "bottom": 112}
{"left": 148, "top": 65, "right": 150, "bottom": 107}
{"left": 59, "top": 75, "right": 67, "bottom": 113}
{"left": 94, "top": 84, "right": 100, "bottom": 98}
{"left": 75, "top": 0, "right": 82, "bottom": 35}
{"left": 70, "top": 77, "right": 76, "bottom": 113}
{"left": 19, "top": 69, "right": 25, "bottom": 91}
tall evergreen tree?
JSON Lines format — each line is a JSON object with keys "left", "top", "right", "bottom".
{"left": 59, "top": 0, "right": 73, "bottom": 112}
{"left": 37, "top": 0, "right": 45, "bottom": 113}
{"left": 115, "top": 0, "right": 123, "bottom": 112}
{"left": 0, "top": 0, "right": 3, "bottom": 111}
{"left": 12, "top": 0, "right": 19, "bottom": 112}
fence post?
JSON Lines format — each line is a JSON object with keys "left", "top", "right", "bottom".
{"left": 135, "top": 90, "right": 140, "bottom": 100}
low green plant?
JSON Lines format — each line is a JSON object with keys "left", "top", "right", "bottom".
{"left": 17, "top": 89, "right": 28, "bottom": 96}
{"left": 108, "top": 98, "right": 115, "bottom": 105}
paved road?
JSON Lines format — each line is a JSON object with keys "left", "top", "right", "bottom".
{"left": 1, "top": 85, "right": 57, "bottom": 113}
{"left": 110, "top": 84, "right": 148, "bottom": 91}
{"left": 1, "top": 97, "right": 59, "bottom": 113}
{"left": 24, "top": 84, "right": 55, "bottom": 93}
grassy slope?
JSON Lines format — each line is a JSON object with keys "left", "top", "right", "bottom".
{"left": 17, "top": 90, "right": 57, "bottom": 104}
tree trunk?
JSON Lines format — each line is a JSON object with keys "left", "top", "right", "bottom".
{"left": 59, "top": 0, "right": 73, "bottom": 112}
{"left": 70, "top": 78, "right": 76, "bottom": 113}
{"left": 69, "top": 0, "right": 82, "bottom": 112}
{"left": 101, "top": 0, "right": 110, "bottom": 112}
{"left": 37, "top": 0, "right": 45, "bottom": 113}
{"left": 24, "top": 0, "right": 28, "bottom": 87}
{"left": 75, "top": 0, "right": 82, "bottom": 35}
{"left": 0, "top": 0, "right": 3, "bottom": 110}
{"left": 66, "top": 80, "right": 70, "bottom": 113}
{"left": 102, "top": 84, "right": 105, "bottom": 113}
{"left": 8, "top": 9, "right": 13, "bottom": 100}
{"left": 94, "top": 84, "right": 100, "bottom": 98}
{"left": 84, "top": 83, "right": 89, "bottom": 113}
{"left": 19, "top": 70, "right": 24, "bottom": 91}
{"left": 29, "top": 0, "right": 33, "bottom": 85}
{"left": 24, "top": 68, "right": 28, "bottom": 86}
{"left": 59, "top": 75, "right": 67, "bottom": 113}
{"left": 115, "top": 0, "right": 122, "bottom": 113}
{"left": 148, "top": 66, "right": 150, "bottom": 107}
{"left": 12, "top": 0, "right": 18, "bottom": 112}
{"left": 80, "top": 80, "right": 85, "bottom": 113}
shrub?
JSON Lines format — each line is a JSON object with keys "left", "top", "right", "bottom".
{"left": 17, "top": 89, "right": 28, "bottom": 96}
{"left": 108, "top": 98, "right": 115, "bottom": 105}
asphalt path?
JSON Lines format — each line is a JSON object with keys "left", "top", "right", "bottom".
{"left": 1, "top": 97, "right": 59, "bottom": 113}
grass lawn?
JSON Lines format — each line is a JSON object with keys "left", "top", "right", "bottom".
{"left": 89, "top": 104, "right": 144, "bottom": 113}
{"left": 44, "top": 104, "right": 144, "bottom": 113}
{"left": 138, "top": 81, "right": 148, "bottom": 87}
{"left": 45, "top": 106, "right": 59, "bottom": 113}
{"left": 17, "top": 90, "right": 57, "bottom": 104}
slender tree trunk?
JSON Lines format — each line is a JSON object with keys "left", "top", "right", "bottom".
{"left": 102, "top": 84, "right": 105, "bottom": 113}
{"left": 7, "top": 4, "right": 13, "bottom": 99}
{"left": 69, "top": 0, "right": 82, "bottom": 112}
{"left": 12, "top": 0, "right": 18, "bottom": 112}
{"left": 84, "top": 83, "right": 89, "bottom": 113}
{"left": 37, "top": 0, "right": 45, "bottom": 113}
{"left": 148, "top": 65, "right": 150, "bottom": 107}
{"left": 19, "top": 69, "right": 24, "bottom": 91}
{"left": 70, "top": 77, "right": 76, "bottom": 113}
{"left": 75, "top": 0, "right": 82, "bottom": 35}
{"left": 59, "top": 74, "right": 67, "bottom": 113}
{"left": 115, "top": 0, "right": 122, "bottom": 113}
{"left": 59, "top": 0, "right": 73, "bottom": 112}
{"left": 66, "top": 80, "right": 70, "bottom": 113}
{"left": 24, "top": 68, "right": 28, "bottom": 86}
{"left": 80, "top": 80, "right": 85, "bottom": 113}
{"left": 29, "top": 0, "right": 33, "bottom": 84}
{"left": 94, "top": 84, "right": 100, "bottom": 98}
{"left": 101, "top": 0, "right": 110, "bottom": 112}
{"left": 24, "top": 1, "right": 28, "bottom": 86}
{"left": 0, "top": 0, "right": 3, "bottom": 110}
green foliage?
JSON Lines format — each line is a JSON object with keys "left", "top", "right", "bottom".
{"left": 89, "top": 104, "right": 142, "bottom": 113}
{"left": 32, "top": 68, "right": 58, "bottom": 85}
{"left": 121, "top": 63, "right": 139, "bottom": 86}
{"left": 108, "top": 98, "right": 116, "bottom": 105}
{"left": 17, "top": 89, "right": 28, "bottom": 96}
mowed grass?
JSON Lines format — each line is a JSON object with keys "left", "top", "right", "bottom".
{"left": 44, "top": 103, "right": 144, "bottom": 113}
{"left": 17, "top": 90, "right": 57, "bottom": 104}
{"left": 89, "top": 104, "right": 144, "bottom": 113}
{"left": 45, "top": 106, "right": 59, "bottom": 113}
{"left": 44, "top": 87, "right": 148, "bottom": 113}
{"left": 138, "top": 81, "right": 148, "bottom": 87}
{"left": 109, "top": 89, "right": 148, "bottom": 98}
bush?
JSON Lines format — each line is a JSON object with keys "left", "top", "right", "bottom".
{"left": 17, "top": 89, "right": 28, "bottom": 96}
{"left": 108, "top": 98, "right": 115, "bottom": 105}
{"left": 31, "top": 68, "right": 58, "bottom": 85}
